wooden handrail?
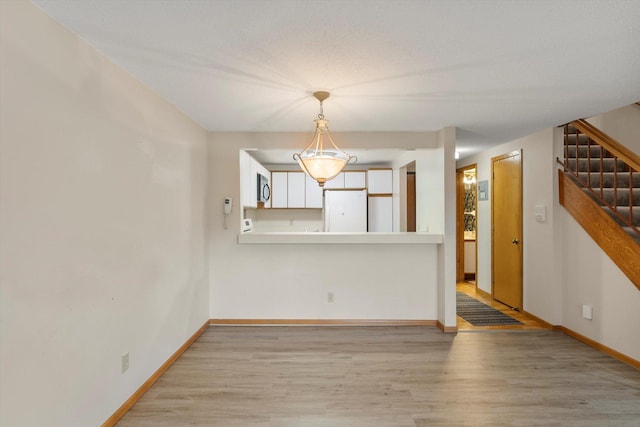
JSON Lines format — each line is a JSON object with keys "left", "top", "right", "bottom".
{"left": 572, "top": 119, "right": 640, "bottom": 172}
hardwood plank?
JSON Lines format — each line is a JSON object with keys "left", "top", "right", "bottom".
{"left": 103, "top": 321, "right": 210, "bottom": 427}
{"left": 115, "top": 326, "right": 640, "bottom": 427}
{"left": 560, "top": 326, "right": 640, "bottom": 369}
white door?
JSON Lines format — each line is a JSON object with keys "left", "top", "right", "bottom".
{"left": 324, "top": 190, "right": 368, "bottom": 232}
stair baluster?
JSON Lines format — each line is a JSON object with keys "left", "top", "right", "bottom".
{"left": 559, "top": 120, "right": 639, "bottom": 240}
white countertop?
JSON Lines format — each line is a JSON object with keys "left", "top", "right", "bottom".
{"left": 238, "top": 232, "right": 443, "bottom": 245}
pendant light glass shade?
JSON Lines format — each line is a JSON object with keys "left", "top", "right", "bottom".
{"left": 293, "top": 92, "right": 356, "bottom": 187}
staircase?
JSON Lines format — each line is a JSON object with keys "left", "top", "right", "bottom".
{"left": 558, "top": 119, "right": 640, "bottom": 289}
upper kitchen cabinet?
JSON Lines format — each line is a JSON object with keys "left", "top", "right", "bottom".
{"left": 271, "top": 171, "right": 321, "bottom": 209}
{"left": 344, "top": 171, "right": 366, "bottom": 188}
{"left": 240, "top": 150, "right": 270, "bottom": 209}
{"left": 367, "top": 169, "right": 393, "bottom": 194}
{"left": 287, "top": 172, "right": 306, "bottom": 208}
{"left": 305, "top": 174, "right": 323, "bottom": 208}
{"left": 324, "top": 171, "right": 366, "bottom": 189}
{"left": 240, "top": 150, "right": 257, "bottom": 208}
{"left": 323, "top": 172, "right": 344, "bottom": 189}
{"left": 270, "top": 172, "right": 288, "bottom": 208}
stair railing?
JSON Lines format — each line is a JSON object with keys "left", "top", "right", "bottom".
{"left": 558, "top": 119, "right": 640, "bottom": 236}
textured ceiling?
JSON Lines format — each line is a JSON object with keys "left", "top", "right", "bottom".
{"left": 32, "top": 0, "right": 640, "bottom": 158}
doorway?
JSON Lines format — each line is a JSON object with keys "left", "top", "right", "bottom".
{"left": 456, "top": 165, "right": 477, "bottom": 283}
{"left": 406, "top": 170, "right": 416, "bottom": 232}
{"left": 491, "top": 151, "right": 523, "bottom": 310}
{"left": 399, "top": 161, "right": 416, "bottom": 232}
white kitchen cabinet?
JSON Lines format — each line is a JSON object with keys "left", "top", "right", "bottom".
{"left": 287, "top": 172, "right": 306, "bottom": 208}
{"left": 240, "top": 150, "right": 272, "bottom": 208}
{"left": 344, "top": 171, "right": 366, "bottom": 188}
{"left": 270, "top": 172, "right": 288, "bottom": 208}
{"left": 272, "top": 171, "right": 323, "bottom": 209}
{"left": 368, "top": 196, "right": 393, "bottom": 232}
{"left": 240, "top": 150, "right": 257, "bottom": 208}
{"left": 367, "top": 169, "right": 393, "bottom": 194}
{"left": 239, "top": 150, "right": 248, "bottom": 207}
{"left": 324, "top": 172, "right": 345, "bottom": 189}
{"left": 305, "top": 174, "right": 323, "bottom": 208}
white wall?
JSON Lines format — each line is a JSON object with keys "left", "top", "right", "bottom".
{"left": 208, "top": 132, "right": 444, "bottom": 321}
{"left": 391, "top": 149, "right": 442, "bottom": 233}
{"left": 563, "top": 104, "right": 640, "bottom": 360}
{"left": 560, "top": 216, "right": 640, "bottom": 360}
{"left": 417, "top": 148, "right": 445, "bottom": 234}
{"left": 437, "top": 127, "right": 458, "bottom": 329}
{"left": 0, "top": 3, "right": 209, "bottom": 426}
{"left": 586, "top": 103, "right": 640, "bottom": 153}
{"left": 458, "top": 121, "right": 640, "bottom": 361}
{"left": 457, "top": 128, "right": 563, "bottom": 324}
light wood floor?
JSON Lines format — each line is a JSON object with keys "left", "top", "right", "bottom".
{"left": 116, "top": 326, "right": 640, "bottom": 426}
{"left": 457, "top": 281, "right": 548, "bottom": 330}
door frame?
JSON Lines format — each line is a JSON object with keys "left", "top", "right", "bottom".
{"left": 456, "top": 164, "right": 477, "bottom": 284}
{"left": 406, "top": 171, "right": 416, "bottom": 232}
{"left": 399, "top": 161, "right": 416, "bottom": 232}
{"left": 490, "top": 150, "right": 523, "bottom": 309}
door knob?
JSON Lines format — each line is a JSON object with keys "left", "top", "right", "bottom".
{"left": 512, "top": 238, "right": 519, "bottom": 245}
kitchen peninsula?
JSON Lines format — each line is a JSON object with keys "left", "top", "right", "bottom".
{"left": 209, "top": 130, "right": 457, "bottom": 334}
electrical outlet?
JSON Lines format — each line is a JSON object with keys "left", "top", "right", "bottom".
{"left": 121, "top": 352, "right": 129, "bottom": 373}
{"left": 327, "top": 292, "right": 334, "bottom": 303}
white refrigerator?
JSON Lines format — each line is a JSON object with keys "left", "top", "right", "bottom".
{"left": 324, "top": 189, "right": 368, "bottom": 232}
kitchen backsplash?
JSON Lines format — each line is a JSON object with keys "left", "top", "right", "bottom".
{"left": 246, "top": 208, "right": 324, "bottom": 233}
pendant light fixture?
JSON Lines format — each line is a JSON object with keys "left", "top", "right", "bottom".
{"left": 293, "top": 91, "right": 356, "bottom": 187}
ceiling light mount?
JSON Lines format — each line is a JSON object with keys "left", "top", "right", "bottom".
{"left": 313, "top": 91, "right": 330, "bottom": 103}
{"left": 293, "top": 91, "right": 356, "bottom": 187}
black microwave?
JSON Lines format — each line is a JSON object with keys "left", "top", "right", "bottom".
{"left": 257, "top": 173, "right": 270, "bottom": 203}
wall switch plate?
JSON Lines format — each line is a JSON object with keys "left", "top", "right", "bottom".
{"left": 534, "top": 204, "right": 546, "bottom": 222}
{"left": 582, "top": 305, "right": 593, "bottom": 320}
{"left": 327, "top": 292, "right": 334, "bottom": 303}
{"left": 121, "top": 352, "right": 129, "bottom": 373}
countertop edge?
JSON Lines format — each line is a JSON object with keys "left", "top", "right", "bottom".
{"left": 237, "top": 232, "right": 443, "bottom": 245}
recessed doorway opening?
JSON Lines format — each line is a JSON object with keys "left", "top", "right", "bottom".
{"left": 456, "top": 165, "right": 477, "bottom": 283}
{"left": 399, "top": 161, "right": 416, "bottom": 232}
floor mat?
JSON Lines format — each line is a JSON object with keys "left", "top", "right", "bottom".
{"left": 456, "top": 292, "right": 523, "bottom": 326}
